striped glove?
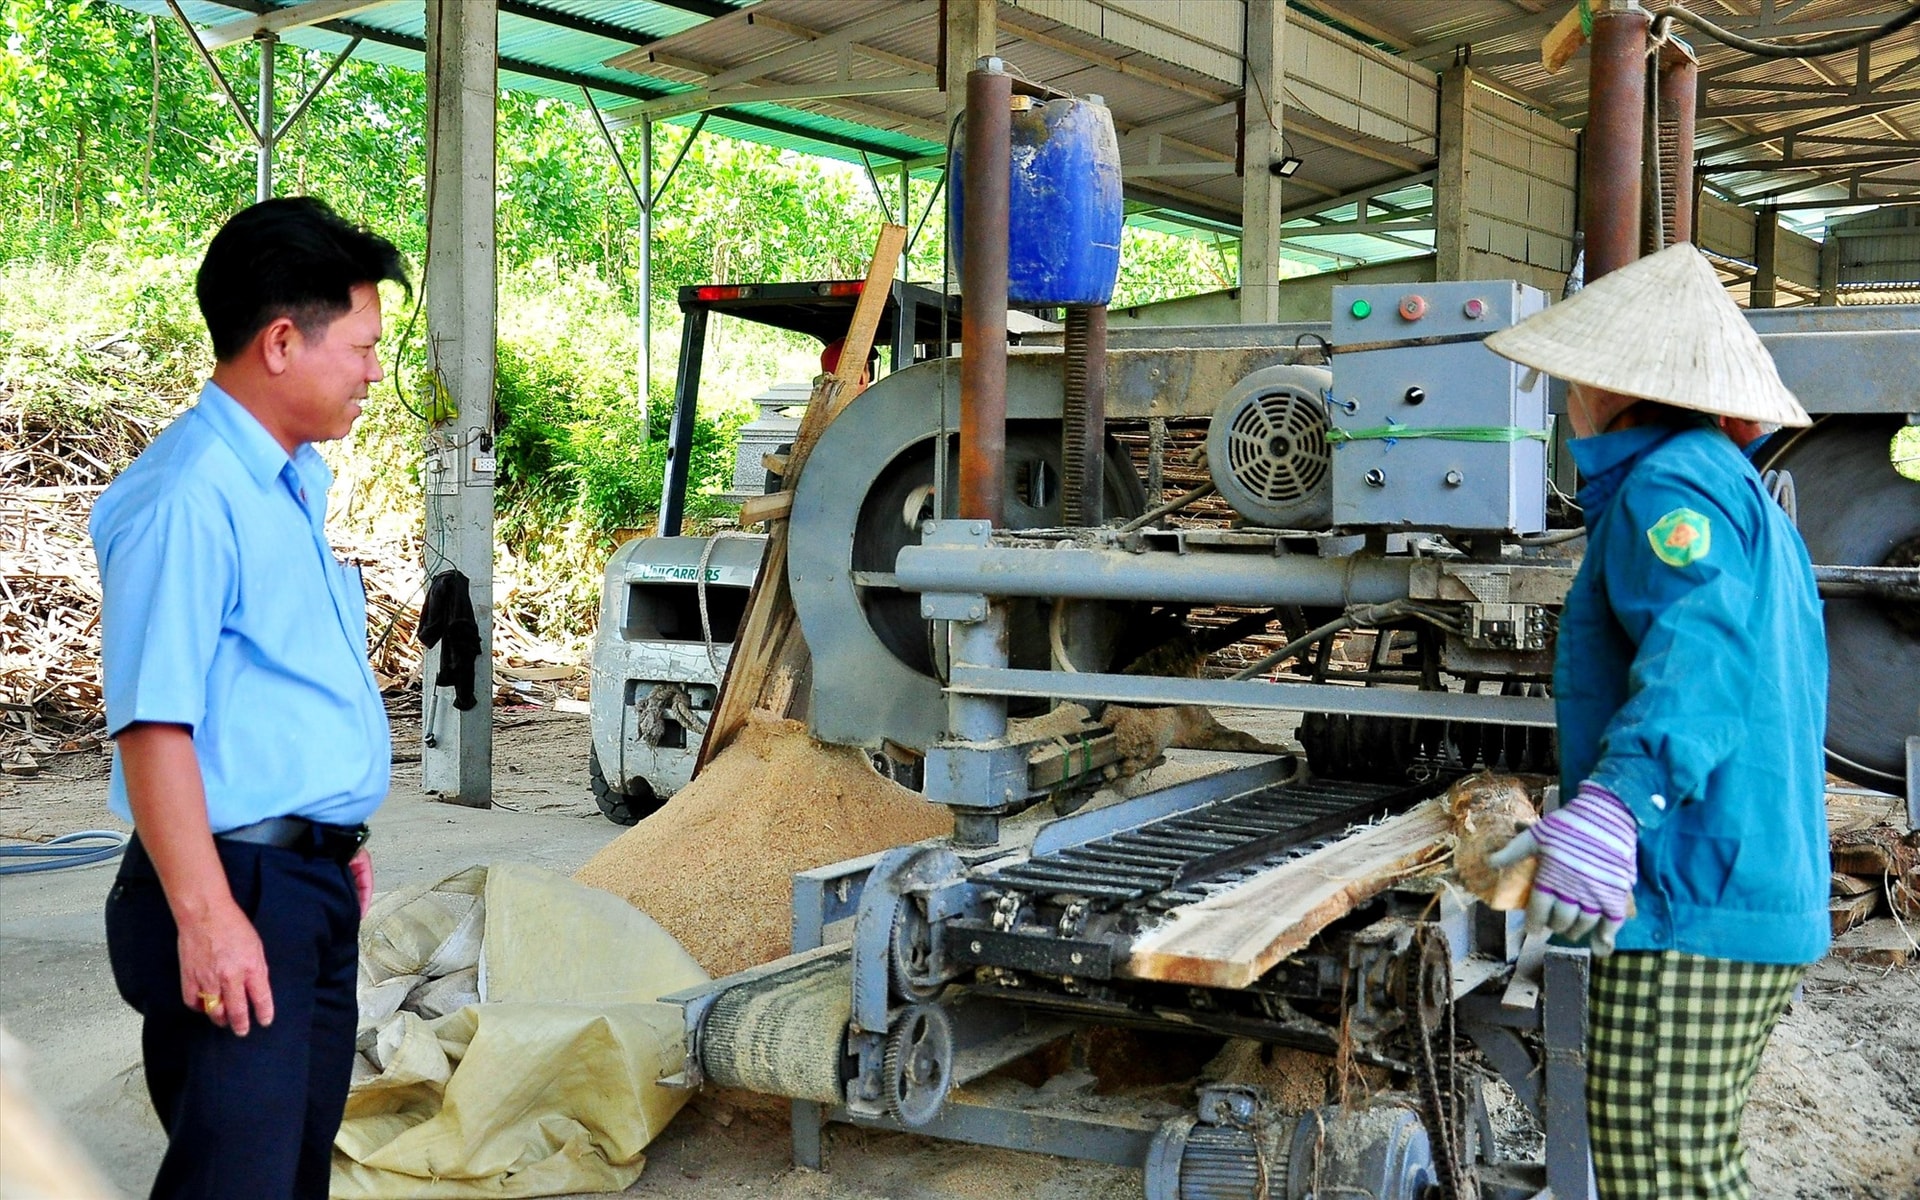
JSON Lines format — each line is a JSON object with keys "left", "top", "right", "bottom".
{"left": 1486, "top": 781, "right": 1638, "bottom": 957}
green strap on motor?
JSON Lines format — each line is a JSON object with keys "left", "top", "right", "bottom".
{"left": 1326, "top": 425, "right": 1550, "bottom": 444}
{"left": 1579, "top": 0, "right": 1593, "bottom": 38}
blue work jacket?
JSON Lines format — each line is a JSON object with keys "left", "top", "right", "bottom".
{"left": 1555, "top": 418, "right": 1830, "bottom": 965}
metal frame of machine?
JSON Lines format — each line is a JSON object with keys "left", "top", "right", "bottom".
{"left": 656, "top": 31, "right": 1919, "bottom": 1199}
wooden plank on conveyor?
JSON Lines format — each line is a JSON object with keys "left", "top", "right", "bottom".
{"left": 1120, "top": 799, "right": 1453, "bottom": 989}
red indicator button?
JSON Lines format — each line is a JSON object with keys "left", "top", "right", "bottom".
{"left": 1398, "top": 294, "right": 1428, "bottom": 320}
{"left": 1462, "top": 298, "right": 1487, "bottom": 320}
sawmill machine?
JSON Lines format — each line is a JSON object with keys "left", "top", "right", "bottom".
{"left": 658, "top": 21, "right": 1920, "bottom": 1200}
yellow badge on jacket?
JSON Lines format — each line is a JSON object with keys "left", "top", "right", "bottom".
{"left": 1647, "top": 507, "right": 1711, "bottom": 567}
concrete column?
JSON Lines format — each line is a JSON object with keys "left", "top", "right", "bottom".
{"left": 1435, "top": 65, "right": 1472, "bottom": 280}
{"left": 944, "top": 0, "right": 996, "bottom": 135}
{"left": 1753, "top": 205, "right": 1779, "bottom": 309}
{"left": 422, "top": 0, "right": 497, "bottom": 806}
{"left": 945, "top": 0, "right": 995, "bottom": 293}
{"left": 1239, "top": 0, "right": 1286, "bottom": 325}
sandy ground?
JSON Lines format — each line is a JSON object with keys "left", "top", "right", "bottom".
{"left": 2, "top": 705, "right": 1915, "bottom": 1199}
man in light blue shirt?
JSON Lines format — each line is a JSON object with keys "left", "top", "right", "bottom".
{"left": 90, "top": 197, "right": 406, "bottom": 1200}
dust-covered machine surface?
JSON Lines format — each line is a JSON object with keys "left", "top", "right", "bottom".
{"left": 653, "top": 51, "right": 1920, "bottom": 1200}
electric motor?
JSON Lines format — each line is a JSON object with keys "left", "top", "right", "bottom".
{"left": 1205, "top": 365, "right": 1336, "bottom": 529}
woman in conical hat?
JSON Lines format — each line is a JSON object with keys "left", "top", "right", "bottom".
{"left": 1484, "top": 243, "right": 1827, "bottom": 1200}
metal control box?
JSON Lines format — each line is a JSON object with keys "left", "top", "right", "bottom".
{"left": 1328, "top": 281, "right": 1548, "bottom": 533}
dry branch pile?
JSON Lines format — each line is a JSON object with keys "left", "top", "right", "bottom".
{"left": 1, "top": 393, "right": 580, "bottom": 760}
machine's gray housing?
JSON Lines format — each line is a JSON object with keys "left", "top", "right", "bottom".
{"left": 1329, "top": 281, "right": 1548, "bottom": 533}
{"left": 588, "top": 534, "right": 765, "bottom": 798}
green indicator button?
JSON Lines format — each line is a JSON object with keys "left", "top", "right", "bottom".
{"left": 1350, "top": 299, "right": 1373, "bottom": 319}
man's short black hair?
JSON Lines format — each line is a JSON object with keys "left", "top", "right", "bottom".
{"left": 195, "top": 196, "right": 410, "bottom": 362}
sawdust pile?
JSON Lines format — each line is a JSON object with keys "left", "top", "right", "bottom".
{"left": 1201, "top": 1039, "right": 1340, "bottom": 1115}
{"left": 573, "top": 712, "right": 954, "bottom": 976}
{"left": 1102, "top": 704, "right": 1288, "bottom": 774}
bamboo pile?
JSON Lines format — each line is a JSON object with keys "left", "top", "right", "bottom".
{"left": 1, "top": 396, "right": 579, "bottom": 765}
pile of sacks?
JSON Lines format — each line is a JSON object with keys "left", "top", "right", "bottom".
{"left": 336, "top": 863, "right": 708, "bottom": 1198}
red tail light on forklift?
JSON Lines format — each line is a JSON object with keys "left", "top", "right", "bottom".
{"left": 815, "top": 281, "right": 864, "bottom": 297}
{"left": 692, "top": 285, "right": 757, "bottom": 301}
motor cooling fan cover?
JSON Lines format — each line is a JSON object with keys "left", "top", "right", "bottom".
{"left": 1206, "top": 365, "right": 1335, "bottom": 529}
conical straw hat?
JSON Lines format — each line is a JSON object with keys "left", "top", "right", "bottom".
{"left": 1485, "top": 243, "right": 1811, "bottom": 427}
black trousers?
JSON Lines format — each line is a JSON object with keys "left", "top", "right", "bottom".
{"left": 106, "top": 836, "right": 360, "bottom": 1200}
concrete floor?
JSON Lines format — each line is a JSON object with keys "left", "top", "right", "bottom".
{"left": 0, "top": 715, "right": 624, "bottom": 1198}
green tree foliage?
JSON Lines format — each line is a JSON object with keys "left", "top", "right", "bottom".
{"left": 3, "top": 0, "right": 1234, "bottom": 549}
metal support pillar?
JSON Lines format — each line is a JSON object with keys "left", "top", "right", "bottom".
{"left": 165, "top": 2, "right": 358, "bottom": 207}
{"left": 1542, "top": 947, "right": 1595, "bottom": 1200}
{"left": 948, "top": 600, "right": 1011, "bottom": 847}
{"left": 421, "top": 0, "right": 498, "bottom": 807}
{"left": 1239, "top": 0, "right": 1286, "bottom": 324}
{"left": 1753, "top": 205, "right": 1779, "bottom": 308}
{"left": 1818, "top": 235, "right": 1841, "bottom": 306}
{"left": 1652, "top": 40, "right": 1697, "bottom": 249}
{"left": 660, "top": 306, "right": 708, "bottom": 537}
{"left": 640, "top": 119, "right": 654, "bottom": 430}
{"left": 1584, "top": 1, "right": 1649, "bottom": 282}
{"left": 1435, "top": 65, "right": 1472, "bottom": 280}
{"left": 959, "top": 62, "right": 1010, "bottom": 526}
{"left": 255, "top": 32, "right": 275, "bottom": 201}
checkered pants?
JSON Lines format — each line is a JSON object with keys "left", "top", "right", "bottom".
{"left": 1587, "top": 950, "right": 1803, "bottom": 1200}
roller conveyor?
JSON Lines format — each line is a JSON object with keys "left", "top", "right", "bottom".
{"left": 978, "top": 777, "right": 1430, "bottom": 910}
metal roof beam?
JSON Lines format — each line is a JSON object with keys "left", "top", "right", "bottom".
{"left": 995, "top": 14, "right": 1231, "bottom": 106}
{"left": 1701, "top": 94, "right": 1920, "bottom": 119}
{"left": 496, "top": 1, "right": 659, "bottom": 48}
{"left": 1284, "top": 111, "right": 1435, "bottom": 173}
{"left": 198, "top": 2, "right": 932, "bottom": 161}
{"left": 701, "top": 8, "right": 934, "bottom": 91}
{"left": 1769, "top": 192, "right": 1920, "bottom": 211}
{"left": 608, "top": 76, "right": 937, "bottom": 126}
{"left": 1282, "top": 169, "right": 1436, "bottom": 223}
{"left": 1699, "top": 103, "right": 1920, "bottom": 156}
{"left": 200, "top": 0, "right": 383, "bottom": 51}
{"left": 1701, "top": 149, "right": 1920, "bottom": 172}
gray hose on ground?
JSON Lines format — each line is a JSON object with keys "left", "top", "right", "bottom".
{"left": 0, "top": 830, "right": 129, "bottom": 875}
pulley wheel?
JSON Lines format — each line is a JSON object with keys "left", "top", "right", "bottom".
{"left": 883, "top": 1004, "right": 955, "bottom": 1128}
{"left": 1764, "top": 417, "right": 1920, "bottom": 790}
{"left": 889, "top": 898, "right": 946, "bottom": 1002}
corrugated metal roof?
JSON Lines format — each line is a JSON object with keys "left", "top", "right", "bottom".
{"left": 116, "top": 1, "right": 1920, "bottom": 270}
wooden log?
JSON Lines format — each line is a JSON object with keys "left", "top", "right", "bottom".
{"left": 1831, "top": 872, "right": 1877, "bottom": 898}
{"left": 1541, "top": 3, "right": 1588, "bottom": 74}
{"left": 1446, "top": 772, "right": 1540, "bottom": 911}
{"left": 1122, "top": 800, "right": 1453, "bottom": 989}
{"left": 1832, "top": 917, "right": 1918, "bottom": 967}
{"left": 1830, "top": 890, "right": 1883, "bottom": 936}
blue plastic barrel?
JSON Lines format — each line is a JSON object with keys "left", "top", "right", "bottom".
{"left": 950, "top": 94, "right": 1123, "bottom": 307}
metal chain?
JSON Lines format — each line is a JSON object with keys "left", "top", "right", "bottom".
{"left": 1412, "top": 927, "right": 1475, "bottom": 1200}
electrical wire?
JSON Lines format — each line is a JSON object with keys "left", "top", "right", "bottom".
{"left": 1654, "top": 2, "right": 1920, "bottom": 58}
{"left": 0, "top": 830, "right": 129, "bottom": 876}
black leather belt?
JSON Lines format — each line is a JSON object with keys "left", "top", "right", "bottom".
{"left": 216, "top": 817, "right": 370, "bottom": 865}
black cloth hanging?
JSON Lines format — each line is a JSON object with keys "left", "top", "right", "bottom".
{"left": 418, "top": 569, "right": 481, "bottom": 711}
